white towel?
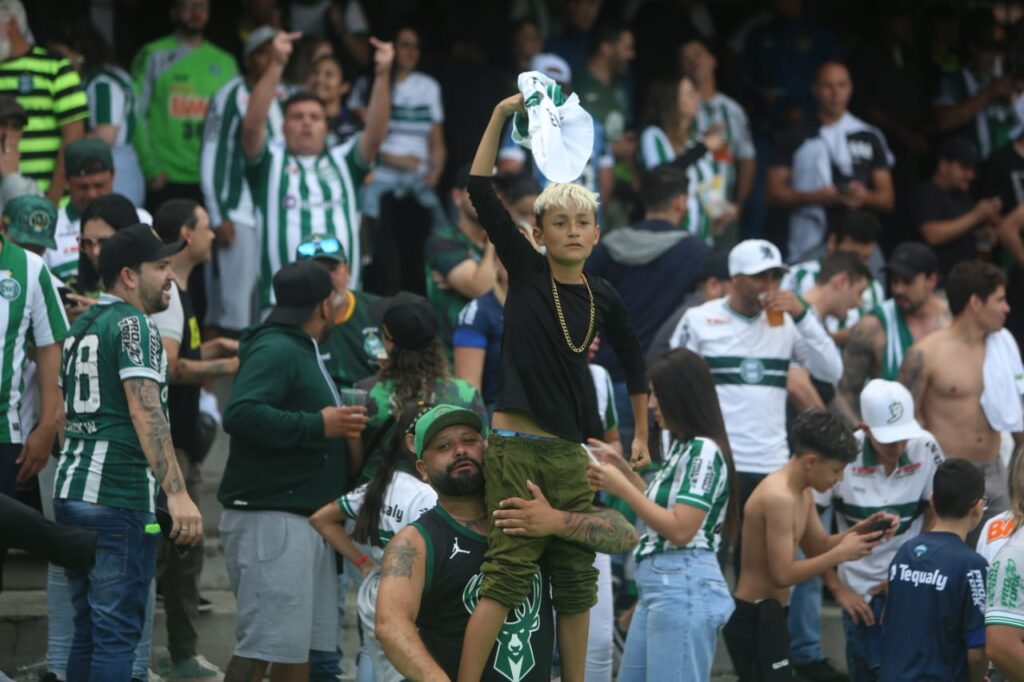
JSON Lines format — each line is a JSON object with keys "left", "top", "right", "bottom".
{"left": 981, "top": 329, "right": 1024, "bottom": 432}
{"left": 511, "top": 71, "right": 594, "bottom": 183}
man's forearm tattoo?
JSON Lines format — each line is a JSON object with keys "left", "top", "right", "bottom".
{"left": 561, "top": 507, "right": 638, "bottom": 554}
{"left": 126, "top": 378, "right": 185, "bottom": 494}
{"left": 382, "top": 537, "right": 420, "bottom": 578}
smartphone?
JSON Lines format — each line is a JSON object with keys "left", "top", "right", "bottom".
{"left": 869, "top": 517, "right": 893, "bottom": 534}
{"left": 58, "top": 288, "right": 73, "bottom": 306}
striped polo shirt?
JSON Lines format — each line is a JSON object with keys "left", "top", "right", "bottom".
{"left": 0, "top": 46, "right": 88, "bottom": 192}
{"left": 635, "top": 436, "right": 730, "bottom": 558}
{"left": 0, "top": 234, "right": 69, "bottom": 443}
{"left": 246, "top": 135, "right": 370, "bottom": 307}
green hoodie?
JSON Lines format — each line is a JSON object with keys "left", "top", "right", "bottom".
{"left": 219, "top": 323, "right": 347, "bottom": 515}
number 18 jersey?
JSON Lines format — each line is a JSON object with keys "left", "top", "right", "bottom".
{"left": 55, "top": 295, "right": 168, "bottom": 513}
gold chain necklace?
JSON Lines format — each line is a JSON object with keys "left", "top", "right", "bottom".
{"left": 551, "top": 273, "right": 595, "bottom": 354}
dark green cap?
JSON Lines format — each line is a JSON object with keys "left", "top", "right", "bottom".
{"left": 64, "top": 138, "right": 114, "bottom": 177}
{"left": 3, "top": 196, "right": 58, "bottom": 249}
{"left": 413, "top": 404, "right": 484, "bottom": 459}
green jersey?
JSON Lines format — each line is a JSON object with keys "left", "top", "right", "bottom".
{"left": 635, "top": 436, "right": 730, "bottom": 559}
{"left": 357, "top": 375, "right": 486, "bottom": 481}
{"left": 132, "top": 35, "right": 237, "bottom": 183}
{"left": 0, "top": 236, "right": 68, "bottom": 443}
{"left": 55, "top": 295, "right": 169, "bottom": 513}
{"left": 320, "top": 289, "right": 384, "bottom": 389}
{"left": 424, "top": 223, "right": 485, "bottom": 353}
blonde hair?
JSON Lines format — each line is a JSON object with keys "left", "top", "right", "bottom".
{"left": 533, "top": 182, "right": 600, "bottom": 226}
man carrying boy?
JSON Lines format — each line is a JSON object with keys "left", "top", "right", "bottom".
{"left": 459, "top": 94, "right": 649, "bottom": 682}
{"left": 722, "top": 409, "right": 890, "bottom": 681}
{"left": 880, "top": 458, "right": 990, "bottom": 681}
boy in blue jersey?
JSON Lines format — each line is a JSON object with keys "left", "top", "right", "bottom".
{"left": 881, "top": 458, "right": 989, "bottom": 681}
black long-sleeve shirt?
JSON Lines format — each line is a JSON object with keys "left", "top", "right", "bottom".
{"left": 467, "top": 175, "right": 647, "bottom": 442}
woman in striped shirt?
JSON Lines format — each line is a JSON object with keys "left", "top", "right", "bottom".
{"left": 588, "top": 348, "right": 738, "bottom": 682}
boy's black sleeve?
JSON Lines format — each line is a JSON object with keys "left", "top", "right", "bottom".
{"left": 467, "top": 174, "right": 540, "bottom": 275}
{"left": 599, "top": 280, "right": 648, "bottom": 396}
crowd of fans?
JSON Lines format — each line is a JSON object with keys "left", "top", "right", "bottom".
{"left": 6, "top": 0, "right": 1024, "bottom": 681}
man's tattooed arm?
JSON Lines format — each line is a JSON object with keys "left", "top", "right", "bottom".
{"left": 837, "top": 315, "right": 884, "bottom": 420}
{"left": 123, "top": 378, "right": 186, "bottom": 495}
{"left": 381, "top": 536, "right": 421, "bottom": 578}
{"left": 556, "top": 507, "right": 639, "bottom": 554}
{"left": 898, "top": 346, "right": 928, "bottom": 423}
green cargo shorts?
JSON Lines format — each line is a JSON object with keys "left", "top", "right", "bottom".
{"left": 480, "top": 432, "right": 598, "bottom": 614}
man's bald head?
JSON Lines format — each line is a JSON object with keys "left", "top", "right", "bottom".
{"left": 813, "top": 61, "right": 852, "bottom": 120}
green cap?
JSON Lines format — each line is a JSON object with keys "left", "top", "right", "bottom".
{"left": 3, "top": 196, "right": 58, "bottom": 249}
{"left": 64, "top": 138, "right": 114, "bottom": 177}
{"left": 414, "top": 404, "right": 484, "bottom": 459}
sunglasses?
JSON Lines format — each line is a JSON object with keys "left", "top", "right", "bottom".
{"left": 77, "top": 235, "right": 111, "bottom": 250}
{"left": 297, "top": 237, "right": 345, "bottom": 261}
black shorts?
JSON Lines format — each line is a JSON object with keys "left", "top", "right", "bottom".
{"left": 722, "top": 597, "right": 791, "bottom": 682}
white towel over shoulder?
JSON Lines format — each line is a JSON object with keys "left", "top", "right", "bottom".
{"left": 981, "top": 328, "right": 1024, "bottom": 432}
{"left": 511, "top": 71, "right": 594, "bottom": 183}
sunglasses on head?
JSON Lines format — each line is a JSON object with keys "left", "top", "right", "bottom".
{"left": 297, "top": 237, "right": 345, "bottom": 261}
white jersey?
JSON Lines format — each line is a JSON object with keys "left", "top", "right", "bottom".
{"left": 977, "top": 510, "right": 1017, "bottom": 565}
{"left": 985, "top": 527, "right": 1024, "bottom": 630}
{"left": 669, "top": 296, "right": 842, "bottom": 473}
{"left": 199, "top": 75, "right": 285, "bottom": 228}
{"left": 338, "top": 470, "right": 437, "bottom": 561}
{"left": 246, "top": 136, "right": 370, "bottom": 306}
{"left": 782, "top": 257, "right": 885, "bottom": 332}
{"left": 826, "top": 429, "right": 944, "bottom": 598}
{"left": 372, "top": 71, "right": 443, "bottom": 183}
{"left": 45, "top": 205, "right": 153, "bottom": 284}
{"left": 589, "top": 363, "right": 618, "bottom": 433}
{"left": 85, "top": 66, "right": 136, "bottom": 147}
{"left": 694, "top": 92, "right": 755, "bottom": 199}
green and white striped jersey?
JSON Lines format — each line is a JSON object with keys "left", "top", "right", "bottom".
{"left": 85, "top": 66, "right": 136, "bottom": 146}
{"left": 639, "top": 125, "right": 721, "bottom": 244}
{"left": 55, "top": 295, "right": 168, "bottom": 512}
{"left": 635, "top": 436, "right": 730, "bottom": 558}
{"left": 0, "top": 236, "right": 68, "bottom": 443}
{"left": 247, "top": 136, "right": 371, "bottom": 307}
{"left": 199, "top": 76, "right": 285, "bottom": 227}
{"left": 358, "top": 71, "right": 442, "bottom": 184}
{"left": 694, "top": 93, "right": 755, "bottom": 199}
{"left": 782, "top": 256, "right": 885, "bottom": 332}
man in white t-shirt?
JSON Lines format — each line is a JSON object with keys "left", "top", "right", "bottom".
{"left": 821, "top": 379, "right": 944, "bottom": 681}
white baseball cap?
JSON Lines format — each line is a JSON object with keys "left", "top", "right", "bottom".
{"left": 860, "top": 379, "right": 925, "bottom": 444}
{"left": 728, "top": 239, "right": 788, "bottom": 277}
{"left": 529, "top": 53, "right": 572, "bottom": 85}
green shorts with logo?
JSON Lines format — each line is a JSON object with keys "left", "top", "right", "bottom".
{"left": 480, "top": 433, "right": 598, "bottom": 614}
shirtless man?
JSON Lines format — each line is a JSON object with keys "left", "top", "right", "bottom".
{"left": 722, "top": 410, "right": 891, "bottom": 682}
{"left": 838, "top": 242, "right": 951, "bottom": 419}
{"left": 900, "top": 260, "right": 1014, "bottom": 529}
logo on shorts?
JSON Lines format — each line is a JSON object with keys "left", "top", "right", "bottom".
{"left": 0, "top": 277, "right": 21, "bottom": 301}
{"left": 463, "top": 572, "right": 543, "bottom": 682}
{"left": 739, "top": 358, "right": 765, "bottom": 384}
{"left": 887, "top": 401, "right": 903, "bottom": 424}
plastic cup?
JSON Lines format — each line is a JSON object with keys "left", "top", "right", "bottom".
{"left": 766, "top": 309, "right": 785, "bottom": 327}
{"left": 340, "top": 388, "right": 368, "bottom": 407}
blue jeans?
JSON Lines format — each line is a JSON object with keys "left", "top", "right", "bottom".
{"left": 841, "top": 596, "right": 885, "bottom": 682}
{"left": 618, "top": 549, "right": 735, "bottom": 682}
{"left": 788, "top": 507, "right": 832, "bottom": 665}
{"left": 54, "top": 499, "right": 160, "bottom": 682}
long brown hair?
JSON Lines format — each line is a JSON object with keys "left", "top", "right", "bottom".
{"left": 649, "top": 348, "right": 739, "bottom": 542}
{"left": 379, "top": 338, "right": 449, "bottom": 416}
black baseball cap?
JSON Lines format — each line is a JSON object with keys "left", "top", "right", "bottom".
{"left": 885, "top": 242, "right": 939, "bottom": 279}
{"left": 98, "top": 223, "right": 185, "bottom": 281}
{"left": 936, "top": 137, "right": 979, "bottom": 167}
{"left": 370, "top": 291, "right": 438, "bottom": 350}
{"left": 266, "top": 260, "right": 334, "bottom": 325}
{"left": 65, "top": 138, "right": 114, "bottom": 177}
{"left": 697, "top": 251, "right": 730, "bottom": 282}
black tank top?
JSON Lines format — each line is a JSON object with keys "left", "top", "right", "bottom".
{"left": 412, "top": 506, "right": 554, "bottom": 682}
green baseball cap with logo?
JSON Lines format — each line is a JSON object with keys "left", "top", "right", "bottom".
{"left": 414, "top": 404, "right": 485, "bottom": 459}
{"left": 3, "top": 195, "right": 58, "bottom": 249}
